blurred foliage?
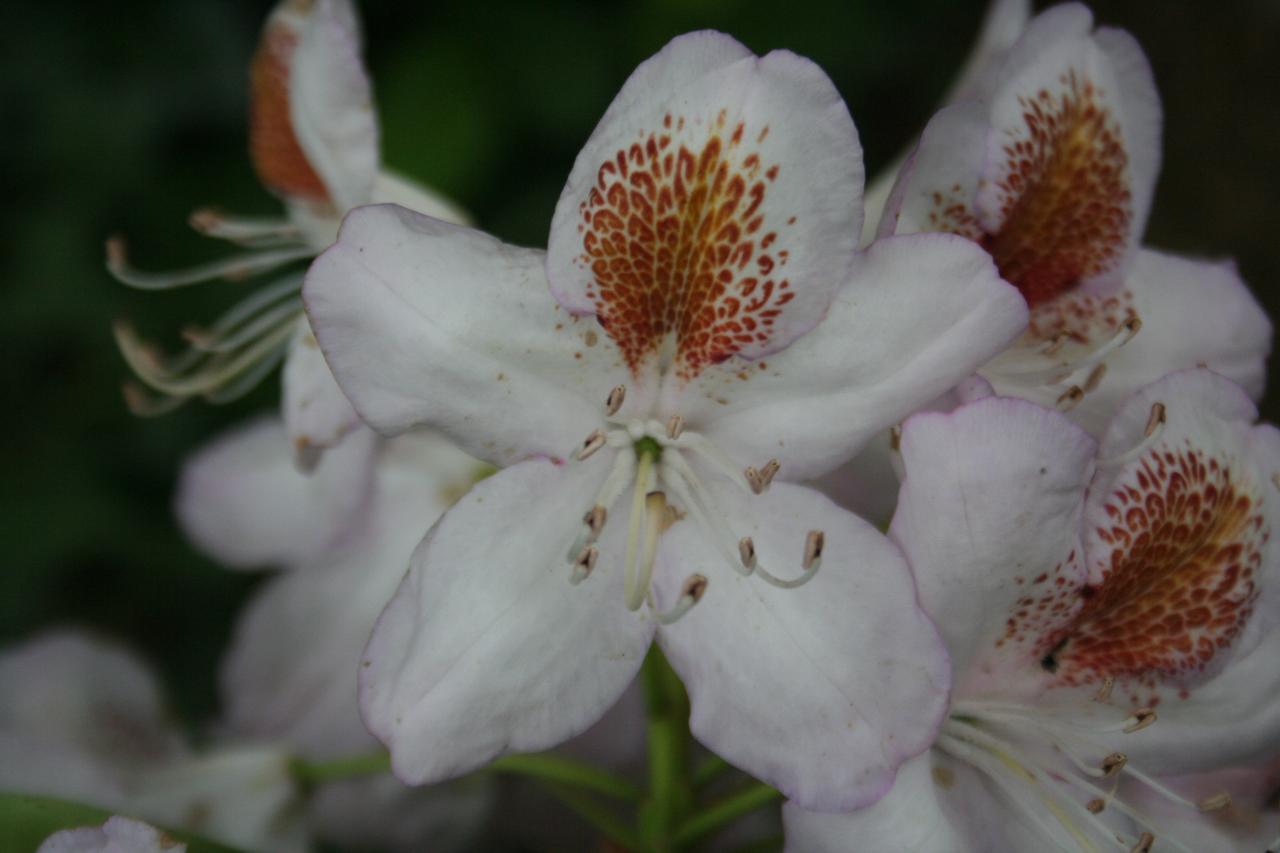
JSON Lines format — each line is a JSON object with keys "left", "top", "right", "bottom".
{"left": 2, "top": 0, "right": 1277, "bottom": 746}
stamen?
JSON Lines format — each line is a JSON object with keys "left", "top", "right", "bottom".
{"left": 122, "top": 382, "right": 187, "bottom": 417}
{"left": 1085, "top": 798, "right": 1105, "bottom": 814}
{"left": 188, "top": 208, "right": 301, "bottom": 244}
{"left": 182, "top": 298, "right": 302, "bottom": 353}
{"left": 670, "top": 431, "right": 753, "bottom": 493}
{"left": 665, "top": 414, "right": 685, "bottom": 440}
{"left": 1082, "top": 363, "right": 1107, "bottom": 393}
{"left": 753, "top": 529, "right": 823, "bottom": 590}
{"left": 583, "top": 506, "right": 607, "bottom": 540}
{"left": 113, "top": 318, "right": 295, "bottom": 398}
{"left": 889, "top": 424, "right": 903, "bottom": 453}
{"left": 577, "top": 430, "right": 607, "bottom": 460}
{"left": 105, "top": 236, "right": 313, "bottom": 290}
{"left": 605, "top": 384, "right": 626, "bottom": 416}
{"left": 1129, "top": 832, "right": 1153, "bottom": 853}
{"left": 1093, "top": 677, "right": 1115, "bottom": 703}
{"left": 565, "top": 450, "right": 634, "bottom": 563}
{"left": 655, "top": 574, "right": 708, "bottom": 625}
{"left": 738, "top": 537, "right": 757, "bottom": 571}
{"left": 570, "top": 546, "right": 598, "bottom": 585}
{"left": 660, "top": 456, "right": 751, "bottom": 577}
{"left": 987, "top": 315, "right": 1143, "bottom": 385}
{"left": 1101, "top": 753, "right": 1127, "bottom": 779}
{"left": 1197, "top": 792, "right": 1230, "bottom": 812}
{"left": 1121, "top": 708, "right": 1156, "bottom": 734}
{"left": 744, "top": 459, "right": 781, "bottom": 495}
{"left": 1056, "top": 385, "right": 1085, "bottom": 411}
{"left": 1098, "top": 402, "right": 1166, "bottom": 469}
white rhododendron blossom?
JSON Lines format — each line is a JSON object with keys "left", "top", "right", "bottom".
{"left": 107, "top": 0, "right": 465, "bottom": 467}
{"left": 0, "top": 632, "right": 306, "bottom": 853}
{"left": 37, "top": 816, "right": 185, "bottom": 853}
{"left": 786, "top": 370, "right": 1280, "bottom": 850}
{"left": 879, "top": 3, "right": 1270, "bottom": 435}
{"left": 304, "top": 30, "right": 1030, "bottom": 810}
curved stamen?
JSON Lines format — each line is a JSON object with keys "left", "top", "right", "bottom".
{"left": 605, "top": 384, "right": 626, "bottom": 416}
{"left": 988, "top": 316, "right": 1142, "bottom": 385}
{"left": 570, "top": 545, "right": 598, "bottom": 585}
{"left": 1097, "top": 402, "right": 1166, "bottom": 469}
{"left": 753, "top": 530, "right": 823, "bottom": 590}
{"left": 654, "top": 574, "right": 707, "bottom": 625}
{"left": 565, "top": 449, "right": 634, "bottom": 563}
{"left": 184, "top": 298, "right": 303, "bottom": 353}
{"left": 660, "top": 452, "right": 749, "bottom": 575}
{"left": 105, "top": 236, "right": 313, "bottom": 290}
{"left": 188, "top": 208, "right": 302, "bottom": 244}
{"left": 669, "top": 430, "right": 753, "bottom": 493}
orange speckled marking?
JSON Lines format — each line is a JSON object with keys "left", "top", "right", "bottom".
{"left": 932, "top": 72, "right": 1131, "bottom": 309}
{"left": 579, "top": 112, "right": 790, "bottom": 381}
{"left": 1027, "top": 288, "right": 1137, "bottom": 346}
{"left": 1049, "top": 445, "right": 1266, "bottom": 687}
{"left": 249, "top": 7, "right": 330, "bottom": 204}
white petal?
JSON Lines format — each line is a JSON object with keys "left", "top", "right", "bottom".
{"left": 220, "top": 432, "right": 477, "bottom": 756}
{"left": 371, "top": 170, "right": 471, "bottom": 226}
{"left": 129, "top": 745, "right": 306, "bottom": 853}
{"left": 290, "top": 0, "right": 378, "bottom": 213}
{"left": 304, "top": 205, "right": 633, "bottom": 467}
{"left": 1014, "top": 249, "right": 1272, "bottom": 436}
{"left": 281, "top": 320, "right": 363, "bottom": 467}
{"left": 547, "top": 31, "right": 863, "bottom": 378}
{"left": 654, "top": 480, "right": 950, "bottom": 812}
{"left": 175, "top": 416, "right": 378, "bottom": 569}
{"left": 359, "top": 457, "right": 655, "bottom": 785}
{"left": 782, "top": 752, "right": 1020, "bottom": 853}
{"left": 38, "top": 817, "right": 186, "bottom": 853}
{"left": 687, "top": 233, "right": 1027, "bottom": 481}
{"left": 892, "top": 397, "right": 1096, "bottom": 690}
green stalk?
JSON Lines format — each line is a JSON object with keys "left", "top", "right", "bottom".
{"left": 490, "top": 753, "right": 642, "bottom": 802}
{"left": 670, "top": 784, "right": 783, "bottom": 847}
{"left": 290, "top": 751, "right": 391, "bottom": 787}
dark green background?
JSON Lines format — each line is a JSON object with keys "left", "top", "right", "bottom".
{"left": 3, "top": 0, "right": 1276, "bottom": 728}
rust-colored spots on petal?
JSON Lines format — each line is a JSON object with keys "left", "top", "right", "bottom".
{"left": 249, "top": 3, "right": 331, "bottom": 205}
{"left": 1050, "top": 444, "right": 1266, "bottom": 686}
{"left": 579, "top": 113, "right": 790, "bottom": 381}
{"left": 984, "top": 72, "right": 1132, "bottom": 307}
{"left": 930, "top": 72, "right": 1132, "bottom": 310}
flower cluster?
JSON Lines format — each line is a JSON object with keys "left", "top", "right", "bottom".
{"left": 8, "top": 0, "right": 1276, "bottom": 851}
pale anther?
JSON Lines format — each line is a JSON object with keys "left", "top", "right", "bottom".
{"left": 1272, "top": 472, "right": 1280, "bottom": 491}
{"left": 584, "top": 505, "right": 607, "bottom": 539}
{"left": 1083, "top": 363, "right": 1107, "bottom": 393}
{"left": 738, "top": 537, "right": 757, "bottom": 571}
{"left": 1144, "top": 402, "right": 1166, "bottom": 437}
{"left": 1198, "top": 792, "right": 1230, "bottom": 812}
{"left": 665, "top": 414, "right": 685, "bottom": 440}
{"left": 744, "top": 459, "right": 780, "bottom": 495}
{"left": 1129, "top": 831, "right": 1153, "bottom": 853}
{"left": 655, "top": 574, "right": 708, "bottom": 625}
{"left": 889, "top": 424, "right": 903, "bottom": 452}
{"left": 578, "top": 429, "right": 607, "bottom": 460}
{"left": 1055, "top": 385, "right": 1084, "bottom": 411}
{"left": 570, "top": 545, "right": 598, "bottom": 585}
{"left": 803, "top": 530, "right": 824, "bottom": 570}
{"left": 1122, "top": 708, "right": 1156, "bottom": 734}
{"left": 1086, "top": 798, "right": 1105, "bottom": 814}
{"left": 1093, "top": 676, "right": 1115, "bottom": 702}
{"left": 1101, "top": 752, "right": 1127, "bottom": 778}
{"left": 605, "top": 384, "right": 626, "bottom": 416}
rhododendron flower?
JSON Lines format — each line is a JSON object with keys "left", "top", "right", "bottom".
{"left": 786, "top": 370, "right": 1280, "bottom": 850}
{"left": 177, "top": 419, "right": 494, "bottom": 851}
{"left": 305, "top": 30, "right": 1027, "bottom": 809}
{"left": 879, "top": 4, "right": 1270, "bottom": 434}
{"left": 38, "top": 816, "right": 184, "bottom": 853}
{"left": 107, "top": 0, "right": 464, "bottom": 467}
{"left": 0, "top": 631, "right": 305, "bottom": 853}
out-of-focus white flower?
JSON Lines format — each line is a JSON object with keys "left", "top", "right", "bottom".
{"left": 786, "top": 369, "right": 1280, "bottom": 850}
{"left": 38, "top": 816, "right": 185, "bottom": 853}
{"left": 304, "top": 29, "right": 1031, "bottom": 811}
{"left": 107, "top": 0, "right": 466, "bottom": 469}
{"left": 879, "top": 3, "right": 1270, "bottom": 435}
{"left": 0, "top": 631, "right": 306, "bottom": 853}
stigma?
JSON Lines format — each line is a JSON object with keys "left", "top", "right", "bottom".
{"left": 564, "top": 384, "right": 822, "bottom": 624}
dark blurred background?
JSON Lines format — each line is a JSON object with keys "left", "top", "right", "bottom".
{"left": 2, "top": 0, "right": 1276, "bottom": 729}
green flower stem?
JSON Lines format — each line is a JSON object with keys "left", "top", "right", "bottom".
{"left": 639, "top": 648, "right": 694, "bottom": 850}
{"left": 290, "top": 751, "right": 391, "bottom": 787}
{"left": 670, "top": 783, "right": 783, "bottom": 847}
{"left": 490, "top": 753, "right": 643, "bottom": 802}
{"left": 692, "top": 754, "right": 731, "bottom": 790}
{"left": 542, "top": 782, "right": 643, "bottom": 851}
